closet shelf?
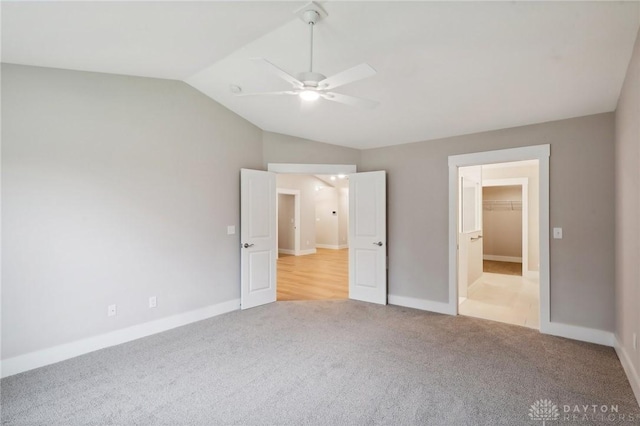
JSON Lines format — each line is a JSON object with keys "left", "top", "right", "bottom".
{"left": 483, "top": 200, "right": 522, "bottom": 211}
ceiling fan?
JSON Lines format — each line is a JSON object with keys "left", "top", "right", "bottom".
{"left": 237, "top": 3, "right": 379, "bottom": 109}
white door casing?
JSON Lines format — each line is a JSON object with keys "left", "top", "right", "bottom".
{"left": 240, "top": 169, "right": 277, "bottom": 310}
{"left": 448, "top": 145, "right": 550, "bottom": 330}
{"left": 349, "top": 171, "right": 387, "bottom": 304}
{"left": 243, "top": 164, "right": 387, "bottom": 308}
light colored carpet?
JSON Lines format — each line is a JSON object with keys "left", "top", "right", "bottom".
{"left": 2, "top": 300, "right": 638, "bottom": 425}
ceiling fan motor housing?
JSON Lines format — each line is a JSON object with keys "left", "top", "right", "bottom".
{"left": 297, "top": 71, "right": 327, "bottom": 87}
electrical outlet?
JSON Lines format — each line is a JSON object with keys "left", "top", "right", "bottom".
{"left": 107, "top": 304, "right": 117, "bottom": 317}
{"left": 149, "top": 296, "right": 157, "bottom": 308}
{"left": 227, "top": 225, "right": 235, "bottom": 235}
{"left": 633, "top": 333, "right": 637, "bottom": 350}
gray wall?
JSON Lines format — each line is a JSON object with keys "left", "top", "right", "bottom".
{"left": 315, "top": 187, "right": 338, "bottom": 247}
{"left": 615, "top": 28, "right": 640, "bottom": 385}
{"left": 277, "top": 194, "right": 295, "bottom": 251}
{"left": 263, "top": 131, "right": 360, "bottom": 168}
{"left": 360, "top": 113, "right": 615, "bottom": 331}
{"left": 275, "top": 174, "right": 325, "bottom": 252}
{"left": 1, "top": 64, "right": 263, "bottom": 359}
{"left": 338, "top": 188, "right": 349, "bottom": 248}
{"left": 1, "top": 61, "right": 623, "bottom": 365}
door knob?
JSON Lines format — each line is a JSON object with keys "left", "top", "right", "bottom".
{"left": 373, "top": 241, "right": 383, "bottom": 247}
{"left": 243, "top": 243, "right": 254, "bottom": 248}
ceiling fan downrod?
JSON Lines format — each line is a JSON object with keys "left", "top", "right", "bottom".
{"left": 303, "top": 9, "right": 320, "bottom": 73}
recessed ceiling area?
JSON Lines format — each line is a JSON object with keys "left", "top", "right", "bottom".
{"left": 314, "top": 174, "right": 349, "bottom": 189}
{"left": 2, "top": 1, "right": 639, "bottom": 149}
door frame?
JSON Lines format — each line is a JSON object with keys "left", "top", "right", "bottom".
{"left": 448, "top": 145, "right": 550, "bottom": 331}
{"left": 276, "top": 188, "right": 301, "bottom": 256}
{"left": 268, "top": 163, "right": 357, "bottom": 175}
{"left": 268, "top": 163, "right": 357, "bottom": 294}
{"left": 482, "top": 178, "right": 530, "bottom": 278}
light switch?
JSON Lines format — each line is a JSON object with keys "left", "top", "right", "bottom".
{"left": 227, "top": 225, "right": 236, "bottom": 235}
{"left": 553, "top": 227, "right": 563, "bottom": 239}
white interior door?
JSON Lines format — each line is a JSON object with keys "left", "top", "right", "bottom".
{"left": 240, "top": 169, "right": 277, "bottom": 310}
{"left": 349, "top": 171, "right": 387, "bottom": 304}
{"left": 458, "top": 166, "right": 483, "bottom": 299}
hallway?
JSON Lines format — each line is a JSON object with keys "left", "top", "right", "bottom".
{"left": 277, "top": 249, "right": 348, "bottom": 301}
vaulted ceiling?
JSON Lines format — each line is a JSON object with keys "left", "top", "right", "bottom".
{"left": 3, "top": 1, "right": 639, "bottom": 149}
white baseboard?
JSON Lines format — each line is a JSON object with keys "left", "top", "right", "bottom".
{"left": 614, "top": 337, "right": 640, "bottom": 407}
{"left": 0, "top": 298, "right": 240, "bottom": 378}
{"left": 388, "top": 295, "right": 456, "bottom": 316}
{"left": 278, "top": 248, "right": 295, "bottom": 255}
{"left": 540, "top": 321, "right": 614, "bottom": 347}
{"left": 524, "top": 270, "right": 539, "bottom": 279}
{"left": 339, "top": 244, "right": 348, "bottom": 249}
{"left": 467, "top": 276, "right": 484, "bottom": 294}
{"left": 483, "top": 255, "right": 522, "bottom": 263}
{"left": 315, "top": 244, "right": 341, "bottom": 249}
{"left": 298, "top": 249, "right": 316, "bottom": 256}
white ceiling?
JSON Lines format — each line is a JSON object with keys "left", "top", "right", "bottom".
{"left": 3, "top": 1, "right": 639, "bottom": 149}
{"left": 315, "top": 174, "right": 349, "bottom": 189}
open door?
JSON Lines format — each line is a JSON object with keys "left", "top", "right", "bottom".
{"left": 240, "top": 169, "right": 277, "bottom": 309}
{"left": 348, "top": 171, "right": 387, "bottom": 304}
{"left": 458, "top": 166, "right": 483, "bottom": 300}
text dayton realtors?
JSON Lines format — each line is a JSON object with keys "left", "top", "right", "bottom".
{"left": 562, "top": 404, "right": 636, "bottom": 422}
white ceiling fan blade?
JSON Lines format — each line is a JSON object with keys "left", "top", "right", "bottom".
{"left": 320, "top": 92, "right": 379, "bottom": 109}
{"left": 318, "top": 63, "right": 376, "bottom": 90}
{"left": 236, "top": 91, "right": 298, "bottom": 97}
{"left": 252, "top": 58, "right": 304, "bottom": 89}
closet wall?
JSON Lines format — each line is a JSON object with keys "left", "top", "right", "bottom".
{"left": 482, "top": 186, "right": 522, "bottom": 262}
{"left": 482, "top": 163, "right": 539, "bottom": 272}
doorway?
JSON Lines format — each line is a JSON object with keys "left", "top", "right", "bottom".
{"left": 448, "top": 145, "right": 550, "bottom": 331}
{"left": 276, "top": 174, "right": 349, "bottom": 301}
{"left": 457, "top": 164, "right": 540, "bottom": 329}
{"left": 239, "top": 164, "right": 387, "bottom": 310}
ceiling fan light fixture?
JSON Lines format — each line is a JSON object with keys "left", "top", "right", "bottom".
{"left": 240, "top": 2, "right": 378, "bottom": 109}
{"left": 299, "top": 90, "right": 320, "bottom": 101}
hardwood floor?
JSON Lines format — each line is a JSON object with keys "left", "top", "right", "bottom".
{"left": 483, "top": 260, "right": 522, "bottom": 276}
{"left": 277, "top": 248, "right": 348, "bottom": 301}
